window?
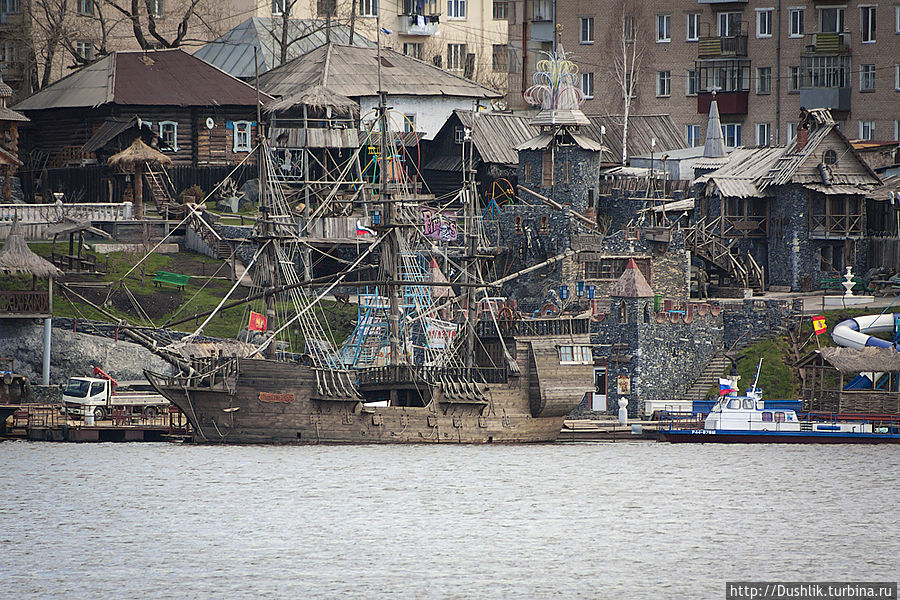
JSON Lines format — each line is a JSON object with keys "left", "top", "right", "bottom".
{"left": 861, "top": 6, "right": 876, "bottom": 43}
{"left": 756, "top": 66, "right": 772, "bottom": 94}
{"left": 75, "top": 41, "right": 94, "bottom": 61}
{"left": 580, "top": 17, "right": 594, "bottom": 44}
{"left": 492, "top": 44, "right": 507, "bottom": 72}
{"left": 403, "top": 42, "right": 423, "bottom": 59}
{"left": 358, "top": 0, "right": 377, "bottom": 17}
{"left": 656, "top": 71, "right": 670, "bottom": 97}
{"left": 492, "top": 0, "right": 507, "bottom": 20}
{"left": 721, "top": 123, "right": 741, "bottom": 147}
{"left": 819, "top": 7, "right": 844, "bottom": 33}
{"left": 686, "top": 69, "right": 697, "bottom": 96}
{"left": 860, "top": 64, "right": 875, "bottom": 91}
{"left": 755, "top": 123, "right": 771, "bottom": 146}
{"left": 623, "top": 14, "right": 636, "bottom": 42}
{"left": 762, "top": 411, "right": 773, "bottom": 422}
{"left": 756, "top": 8, "right": 773, "bottom": 37}
{"left": 403, "top": 114, "right": 416, "bottom": 133}
{"left": 657, "top": 14, "right": 670, "bottom": 42}
{"left": 583, "top": 258, "right": 650, "bottom": 281}
{"left": 789, "top": 66, "right": 801, "bottom": 91}
{"left": 148, "top": 0, "right": 163, "bottom": 17}
{"left": 897, "top": 6, "right": 900, "bottom": 34}
{"left": 447, "top": 0, "right": 465, "bottom": 18}
{"left": 159, "top": 121, "right": 178, "bottom": 152}
{"left": 0, "top": 40, "right": 16, "bottom": 64}
{"left": 454, "top": 126, "right": 466, "bottom": 144}
{"left": 686, "top": 13, "right": 699, "bottom": 41}
{"left": 623, "top": 72, "right": 635, "bottom": 97}
{"left": 896, "top": 64, "right": 900, "bottom": 90}
{"left": 686, "top": 124, "right": 701, "bottom": 147}
{"left": 558, "top": 345, "right": 592, "bottom": 365}
{"left": 787, "top": 122, "right": 798, "bottom": 142}
{"left": 789, "top": 8, "right": 804, "bottom": 37}
{"left": 0, "top": 0, "right": 19, "bottom": 13}
{"left": 78, "top": 0, "right": 93, "bottom": 16}
{"left": 272, "top": 0, "right": 293, "bottom": 15}
{"left": 233, "top": 121, "right": 252, "bottom": 152}
{"left": 718, "top": 12, "right": 742, "bottom": 37}
{"left": 447, "top": 44, "right": 466, "bottom": 70}
{"left": 895, "top": 120, "right": 900, "bottom": 142}
{"left": 581, "top": 72, "right": 594, "bottom": 99}
{"left": 859, "top": 120, "right": 875, "bottom": 140}
{"left": 774, "top": 412, "right": 786, "bottom": 423}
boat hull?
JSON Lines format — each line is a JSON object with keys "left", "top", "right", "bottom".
{"left": 659, "top": 429, "right": 900, "bottom": 444}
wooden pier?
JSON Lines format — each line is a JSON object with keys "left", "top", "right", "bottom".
{"left": 1, "top": 404, "right": 190, "bottom": 442}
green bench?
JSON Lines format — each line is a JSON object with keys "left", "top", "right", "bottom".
{"left": 820, "top": 276, "right": 874, "bottom": 294}
{"left": 152, "top": 270, "right": 191, "bottom": 290}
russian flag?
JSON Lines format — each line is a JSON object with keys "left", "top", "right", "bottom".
{"left": 719, "top": 377, "right": 736, "bottom": 395}
{"left": 356, "top": 220, "right": 376, "bottom": 236}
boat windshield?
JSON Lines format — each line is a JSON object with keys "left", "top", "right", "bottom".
{"left": 64, "top": 379, "right": 90, "bottom": 398}
{"left": 743, "top": 399, "right": 755, "bottom": 409}
{"left": 727, "top": 398, "right": 742, "bottom": 409}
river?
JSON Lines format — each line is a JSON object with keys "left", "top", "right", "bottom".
{"left": 0, "top": 440, "right": 897, "bottom": 599}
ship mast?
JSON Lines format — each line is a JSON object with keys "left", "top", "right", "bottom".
{"left": 463, "top": 105, "right": 479, "bottom": 369}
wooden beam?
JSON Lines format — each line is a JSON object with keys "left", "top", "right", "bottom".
{"left": 517, "top": 186, "right": 597, "bottom": 229}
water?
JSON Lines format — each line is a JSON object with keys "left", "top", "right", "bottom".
{"left": 1, "top": 441, "right": 898, "bottom": 599}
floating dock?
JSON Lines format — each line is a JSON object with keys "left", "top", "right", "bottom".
{"left": 1, "top": 404, "right": 190, "bottom": 442}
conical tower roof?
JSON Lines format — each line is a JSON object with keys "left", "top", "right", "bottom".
{"left": 0, "top": 219, "right": 63, "bottom": 279}
{"left": 609, "top": 259, "right": 653, "bottom": 298}
{"left": 703, "top": 92, "right": 727, "bottom": 158}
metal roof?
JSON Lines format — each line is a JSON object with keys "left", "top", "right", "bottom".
{"left": 14, "top": 50, "right": 271, "bottom": 112}
{"left": 581, "top": 115, "right": 685, "bottom": 162}
{"left": 0, "top": 106, "right": 29, "bottom": 122}
{"left": 193, "top": 17, "right": 376, "bottom": 80}
{"left": 82, "top": 116, "right": 155, "bottom": 153}
{"left": 258, "top": 44, "right": 502, "bottom": 100}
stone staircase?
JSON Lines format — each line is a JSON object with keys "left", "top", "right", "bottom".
{"left": 683, "top": 354, "right": 729, "bottom": 401}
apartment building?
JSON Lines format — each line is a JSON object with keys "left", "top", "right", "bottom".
{"left": 508, "top": 0, "right": 900, "bottom": 148}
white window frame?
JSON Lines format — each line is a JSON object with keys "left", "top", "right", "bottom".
{"left": 787, "top": 122, "right": 798, "bottom": 142}
{"left": 896, "top": 64, "right": 900, "bottom": 90}
{"left": 403, "top": 114, "right": 416, "bottom": 133}
{"left": 755, "top": 122, "right": 771, "bottom": 146}
{"left": 722, "top": 123, "right": 741, "bottom": 147}
{"left": 789, "top": 7, "right": 804, "bottom": 37}
{"left": 860, "top": 5, "right": 876, "bottom": 43}
{"left": 78, "top": 0, "right": 93, "bottom": 16}
{"left": 789, "top": 66, "right": 801, "bottom": 91}
{"left": 403, "top": 42, "right": 423, "bottom": 59}
{"left": 559, "top": 345, "right": 592, "bottom": 365}
{"left": 233, "top": 121, "right": 252, "bottom": 153}
{"left": 272, "top": 0, "right": 293, "bottom": 16}
{"left": 718, "top": 12, "right": 741, "bottom": 37}
{"left": 686, "top": 69, "right": 697, "bottom": 96}
{"left": 896, "top": 5, "right": 900, "bottom": 34}
{"left": 447, "top": 0, "right": 465, "bottom": 19}
{"left": 686, "top": 13, "right": 699, "bottom": 42}
{"left": 859, "top": 120, "right": 875, "bottom": 140}
{"left": 148, "top": 0, "right": 163, "bottom": 17}
{"left": 580, "top": 16, "right": 594, "bottom": 44}
{"left": 75, "top": 41, "right": 94, "bottom": 61}
{"left": 656, "top": 70, "right": 671, "bottom": 97}
{"left": 756, "top": 66, "right": 772, "bottom": 94}
{"left": 819, "top": 7, "right": 844, "bottom": 33}
{"left": 756, "top": 8, "right": 773, "bottom": 38}
{"left": 159, "top": 121, "right": 178, "bottom": 152}
{"left": 447, "top": 43, "right": 466, "bottom": 71}
{"left": 581, "top": 72, "right": 594, "bottom": 99}
{"left": 1, "top": 0, "right": 20, "bottom": 13}
{"left": 656, "top": 14, "right": 671, "bottom": 42}
{"left": 894, "top": 119, "right": 900, "bottom": 141}
{"left": 686, "top": 124, "right": 701, "bottom": 147}
{"left": 860, "top": 63, "right": 876, "bottom": 91}
{"left": 358, "top": 0, "right": 377, "bottom": 17}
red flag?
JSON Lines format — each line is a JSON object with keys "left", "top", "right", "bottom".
{"left": 812, "top": 315, "right": 827, "bottom": 336}
{"left": 248, "top": 311, "right": 267, "bottom": 332}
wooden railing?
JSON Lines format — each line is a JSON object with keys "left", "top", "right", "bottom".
{"left": 686, "top": 217, "right": 764, "bottom": 289}
{"left": 0, "top": 291, "right": 51, "bottom": 316}
{"left": 476, "top": 317, "right": 590, "bottom": 338}
{"left": 0, "top": 202, "right": 134, "bottom": 223}
{"left": 357, "top": 364, "right": 508, "bottom": 386}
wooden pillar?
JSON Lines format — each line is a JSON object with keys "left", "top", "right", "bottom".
{"left": 134, "top": 162, "right": 144, "bottom": 219}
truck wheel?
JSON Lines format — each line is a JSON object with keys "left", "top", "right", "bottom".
{"left": 143, "top": 406, "right": 158, "bottom": 418}
{"left": 93, "top": 407, "right": 106, "bottom": 422}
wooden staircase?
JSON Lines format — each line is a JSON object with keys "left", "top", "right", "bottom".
{"left": 144, "top": 167, "right": 176, "bottom": 214}
{"left": 686, "top": 217, "right": 764, "bottom": 290}
{"left": 683, "top": 355, "right": 729, "bottom": 401}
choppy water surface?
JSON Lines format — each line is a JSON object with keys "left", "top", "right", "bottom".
{"left": 0, "top": 441, "right": 898, "bottom": 599}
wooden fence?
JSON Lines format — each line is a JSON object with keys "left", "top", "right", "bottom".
{"left": 870, "top": 237, "right": 900, "bottom": 272}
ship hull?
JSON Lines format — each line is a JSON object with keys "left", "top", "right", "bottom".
{"left": 659, "top": 429, "right": 900, "bottom": 444}
{"left": 145, "top": 344, "right": 591, "bottom": 444}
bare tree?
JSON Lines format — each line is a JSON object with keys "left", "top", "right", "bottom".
{"left": 28, "top": 0, "right": 71, "bottom": 88}
{"left": 612, "top": 4, "right": 642, "bottom": 164}
{"left": 100, "top": 0, "right": 219, "bottom": 49}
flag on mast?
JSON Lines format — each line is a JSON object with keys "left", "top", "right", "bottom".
{"left": 249, "top": 311, "right": 267, "bottom": 332}
{"left": 812, "top": 315, "right": 827, "bottom": 336}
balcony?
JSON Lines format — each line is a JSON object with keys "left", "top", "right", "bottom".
{"left": 697, "top": 91, "right": 748, "bottom": 115}
{"left": 0, "top": 291, "right": 51, "bottom": 318}
{"left": 802, "top": 32, "right": 851, "bottom": 54}
{"left": 396, "top": 13, "right": 439, "bottom": 36}
{"left": 698, "top": 35, "right": 748, "bottom": 58}
{"left": 799, "top": 87, "right": 851, "bottom": 112}
{"left": 798, "top": 53, "right": 851, "bottom": 112}
{"left": 530, "top": 20, "right": 555, "bottom": 43}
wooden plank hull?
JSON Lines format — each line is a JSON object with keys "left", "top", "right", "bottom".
{"left": 145, "top": 356, "right": 588, "bottom": 444}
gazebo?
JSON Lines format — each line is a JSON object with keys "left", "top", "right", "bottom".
{"left": 44, "top": 218, "right": 112, "bottom": 273}
{"left": 0, "top": 218, "right": 64, "bottom": 384}
{"left": 107, "top": 138, "right": 172, "bottom": 219}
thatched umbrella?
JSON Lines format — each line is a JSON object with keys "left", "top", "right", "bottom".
{"left": 0, "top": 218, "right": 63, "bottom": 281}
{"left": 108, "top": 138, "right": 172, "bottom": 219}
{"left": 264, "top": 85, "right": 360, "bottom": 117}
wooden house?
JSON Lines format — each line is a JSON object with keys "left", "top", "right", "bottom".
{"left": 0, "top": 74, "right": 29, "bottom": 202}
{"left": 12, "top": 50, "right": 273, "bottom": 203}
{"left": 694, "top": 108, "right": 885, "bottom": 292}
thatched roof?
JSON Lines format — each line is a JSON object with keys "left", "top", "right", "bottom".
{"left": 0, "top": 220, "right": 63, "bottom": 278}
{"left": 107, "top": 138, "right": 173, "bottom": 168}
{"left": 264, "top": 84, "right": 359, "bottom": 116}
{"left": 818, "top": 347, "right": 900, "bottom": 373}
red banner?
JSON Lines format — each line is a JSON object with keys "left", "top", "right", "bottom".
{"left": 248, "top": 311, "right": 267, "bottom": 332}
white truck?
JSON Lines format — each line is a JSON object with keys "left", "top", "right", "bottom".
{"left": 61, "top": 371, "right": 169, "bottom": 422}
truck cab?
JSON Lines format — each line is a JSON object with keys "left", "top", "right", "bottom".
{"left": 62, "top": 377, "right": 111, "bottom": 421}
